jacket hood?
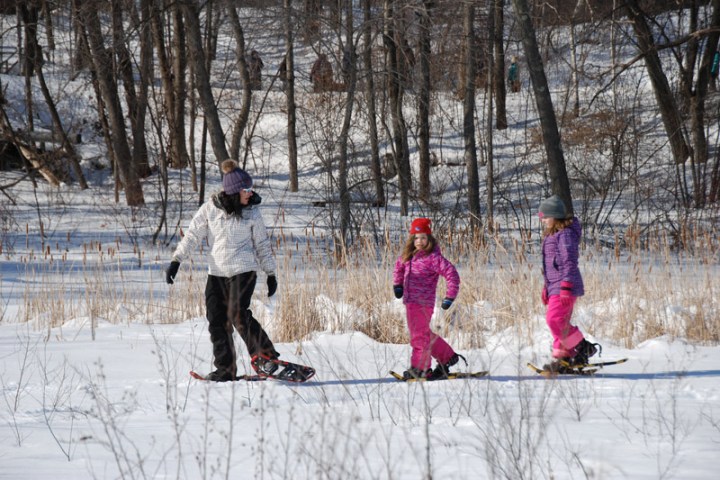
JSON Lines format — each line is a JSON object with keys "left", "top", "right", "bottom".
{"left": 212, "top": 191, "right": 262, "bottom": 216}
{"left": 568, "top": 216, "right": 582, "bottom": 238}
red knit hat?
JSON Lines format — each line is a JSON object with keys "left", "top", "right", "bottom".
{"left": 410, "top": 218, "right": 432, "bottom": 235}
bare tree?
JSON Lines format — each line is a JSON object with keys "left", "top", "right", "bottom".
{"left": 511, "top": 0, "right": 572, "bottom": 212}
{"left": 417, "top": 0, "right": 433, "bottom": 202}
{"left": 384, "top": 0, "right": 411, "bottom": 216}
{"left": 111, "top": 0, "right": 150, "bottom": 178}
{"left": 494, "top": 0, "right": 508, "bottom": 130}
{"left": 625, "top": 0, "right": 691, "bottom": 167}
{"left": 180, "top": 0, "right": 229, "bottom": 163}
{"left": 284, "top": 0, "right": 299, "bottom": 192}
{"left": 362, "top": 0, "right": 384, "bottom": 207}
{"left": 487, "top": 0, "right": 496, "bottom": 230}
{"left": 677, "top": 0, "right": 720, "bottom": 206}
{"left": 40, "top": 0, "right": 55, "bottom": 52}
{"left": 18, "top": 3, "right": 41, "bottom": 77}
{"left": 226, "top": 6, "right": 252, "bottom": 161}
{"left": 79, "top": 0, "right": 145, "bottom": 206}
{"left": 14, "top": 1, "right": 88, "bottom": 189}
{"left": 568, "top": 0, "right": 587, "bottom": 118}
{"left": 463, "top": 1, "right": 481, "bottom": 232}
{"left": 337, "top": 0, "right": 356, "bottom": 248}
{"left": 35, "top": 57, "right": 88, "bottom": 189}
{"left": 302, "top": 0, "right": 321, "bottom": 44}
{"left": 150, "top": 0, "right": 190, "bottom": 170}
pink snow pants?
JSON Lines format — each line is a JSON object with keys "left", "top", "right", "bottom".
{"left": 406, "top": 303, "right": 455, "bottom": 370}
{"left": 546, "top": 295, "right": 584, "bottom": 358}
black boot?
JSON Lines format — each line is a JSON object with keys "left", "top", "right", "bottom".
{"left": 571, "top": 339, "right": 601, "bottom": 365}
{"left": 431, "top": 353, "right": 467, "bottom": 379}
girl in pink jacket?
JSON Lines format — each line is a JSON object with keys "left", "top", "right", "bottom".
{"left": 393, "top": 218, "right": 465, "bottom": 380}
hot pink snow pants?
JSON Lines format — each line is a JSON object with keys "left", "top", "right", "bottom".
{"left": 546, "top": 295, "right": 584, "bottom": 358}
{"left": 406, "top": 303, "right": 455, "bottom": 370}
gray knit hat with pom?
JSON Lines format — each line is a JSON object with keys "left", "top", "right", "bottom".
{"left": 538, "top": 195, "right": 567, "bottom": 219}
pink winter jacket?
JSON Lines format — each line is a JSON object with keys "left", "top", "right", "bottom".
{"left": 393, "top": 246, "right": 460, "bottom": 307}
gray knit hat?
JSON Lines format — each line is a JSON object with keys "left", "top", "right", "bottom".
{"left": 538, "top": 195, "right": 567, "bottom": 219}
{"left": 221, "top": 159, "right": 253, "bottom": 195}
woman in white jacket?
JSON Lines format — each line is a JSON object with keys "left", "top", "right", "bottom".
{"left": 166, "top": 159, "right": 279, "bottom": 382}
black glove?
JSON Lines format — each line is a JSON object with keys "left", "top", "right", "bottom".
{"left": 267, "top": 275, "right": 278, "bottom": 297}
{"left": 441, "top": 298, "right": 454, "bottom": 310}
{"left": 166, "top": 261, "right": 180, "bottom": 284}
{"left": 393, "top": 285, "right": 403, "bottom": 299}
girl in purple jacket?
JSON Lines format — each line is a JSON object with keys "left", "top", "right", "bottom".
{"left": 538, "top": 195, "right": 600, "bottom": 372}
{"left": 393, "top": 218, "right": 465, "bottom": 380}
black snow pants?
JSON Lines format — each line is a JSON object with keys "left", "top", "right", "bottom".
{"left": 205, "top": 272, "right": 278, "bottom": 376}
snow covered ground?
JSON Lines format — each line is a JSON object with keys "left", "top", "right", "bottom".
{"left": 2, "top": 5, "right": 720, "bottom": 479}
{"left": 1, "top": 315, "right": 719, "bottom": 479}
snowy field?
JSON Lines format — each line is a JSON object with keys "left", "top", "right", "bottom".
{"left": 1, "top": 318, "right": 719, "bottom": 479}
{"left": 2, "top": 4, "right": 720, "bottom": 479}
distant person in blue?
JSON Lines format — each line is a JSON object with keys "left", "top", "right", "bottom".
{"left": 538, "top": 195, "right": 600, "bottom": 373}
{"left": 508, "top": 55, "right": 520, "bottom": 93}
{"left": 710, "top": 49, "right": 719, "bottom": 92}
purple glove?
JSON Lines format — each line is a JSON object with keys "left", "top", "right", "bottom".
{"left": 541, "top": 286, "right": 549, "bottom": 305}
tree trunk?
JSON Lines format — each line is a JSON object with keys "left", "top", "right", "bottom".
{"left": 36, "top": 60, "right": 88, "bottom": 189}
{"left": 487, "top": 1, "right": 496, "bottom": 230}
{"left": 493, "top": 0, "right": 508, "bottom": 130}
{"left": 41, "top": 0, "right": 55, "bottom": 52}
{"left": 363, "top": 0, "right": 384, "bottom": 207}
{"left": 625, "top": 0, "right": 691, "bottom": 165}
{"left": 284, "top": 0, "right": 299, "bottom": 192}
{"left": 688, "top": 0, "right": 720, "bottom": 205}
{"left": 338, "top": 0, "right": 356, "bottom": 247}
{"left": 302, "top": 0, "right": 321, "bottom": 44}
{"left": 417, "top": 0, "right": 433, "bottom": 202}
{"left": 150, "top": 0, "right": 189, "bottom": 170}
{"left": 138, "top": 0, "right": 154, "bottom": 171}
{"left": 181, "top": 0, "right": 229, "bottom": 163}
{"left": 227, "top": 6, "right": 252, "bottom": 161}
{"left": 384, "top": 0, "right": 410, "bottom": 216}
{"left": 463, "top": 3, "right": 481, "bottom": 232}
{"left": 707, "top": 5, "right": 720, "bottom": 203}
{"left": 79, "top": 0, "right": 144, "bottom": 206}
{"left": 171, "top": 3, "right": 190, "bottom": 168}
{"left": 19, "top": 3, "right": 41, "bottom": 77}
{"left": 19, "top": 3, "right": 36, "bottom": 145}
{"left": 511, "top": 0, "right": 572, "bottom": 213}
{"left": 111, "top": 0, "right": 150, "bottom": 178}
{"left": 71, "top": 0, "right": 90, "bottom": 73}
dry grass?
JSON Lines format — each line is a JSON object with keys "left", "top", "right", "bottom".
{"left": 10, "top": 224, "right": 720, "bottom": 348}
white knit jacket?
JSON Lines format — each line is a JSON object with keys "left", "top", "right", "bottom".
{"left": 171, "top": 195, "right": 276, "bottom": 278}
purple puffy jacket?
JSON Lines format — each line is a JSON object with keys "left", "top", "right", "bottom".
{"left": 393, "top": 246, "right": 460, "bottom": 307}
{"left": 542, "top": 217, "right": 585, "bottom": 297}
